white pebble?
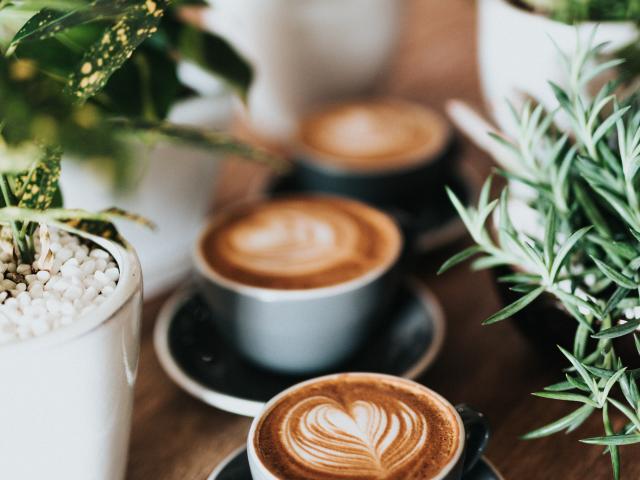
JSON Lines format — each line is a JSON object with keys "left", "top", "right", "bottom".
{"left": 63, "top": 286, "right": 83, "bottom": 301}
{"left": 16, "top": 264, "right": 31, "bottom": 275}
{"left": 36, "top": 270, "right": 50, "bottom": 282}
{"left": 105, "top": 268, "right": 120, "bottom": 282}
{"left": 0, "top": 227, "right": 119, "bottom": 345}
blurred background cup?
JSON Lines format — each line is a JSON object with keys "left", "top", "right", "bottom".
{"left": 478, "top": 0, "right": 638, "bottom": 136}
{"left": 290, "top": 99, "right": 455, "bottom": 206}
{"left": 200, "top": 0, "right": 405, "bottom": 140}
{"left": 193, "top": 196, "right": 403, "bottom": 374}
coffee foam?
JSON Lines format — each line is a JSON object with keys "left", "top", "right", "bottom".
{"left": 255, "top": 374, "right": 460, "bottom": 479}
{"left": 201, "top": 196, "right": 401, "bottom": 290}
{"left": 298, "top": 100, "right": 450, "bottom": 172}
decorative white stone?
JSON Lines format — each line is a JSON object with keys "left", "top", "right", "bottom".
{"left": 0, "top": 227, "right": 120, "bottom": 345}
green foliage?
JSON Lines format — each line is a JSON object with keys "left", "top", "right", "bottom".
{"left": 0, "top": 1, "right": 274, "bottom": 264}
{"left": 444, "top": 35, "right": 640, "bottom": 478}
{"left": 520, "top": 0, "right": 640, "bottom": 22}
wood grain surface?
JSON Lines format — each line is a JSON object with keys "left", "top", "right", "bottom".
{"left": 126, "top": 0, "right": 640, "bottom": 478}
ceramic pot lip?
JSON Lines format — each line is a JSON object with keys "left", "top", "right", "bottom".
{"left": 193, "top": 194, "right": 403, "bottom": 302}
{"left": 246, "top": 372, "right": 465, "bottom": 480}
{"left": 491, "top": 0, "right": 638, "bottom": 27}
{"left": 0, "top": 229, "right": 142, "bottom": 356}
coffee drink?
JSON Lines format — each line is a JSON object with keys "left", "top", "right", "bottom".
{"left": 298, "top": 100, "right": 451, "bottom": 173}
{"left": 252, "top": 374, "right": 461, "bottom": 479}
{"left": 200, "top": 196, "right": 402, "bottom": 290}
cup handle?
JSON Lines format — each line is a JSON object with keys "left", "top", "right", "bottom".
{"left": 455, "top": 404, "right": 491, "bottom": 474}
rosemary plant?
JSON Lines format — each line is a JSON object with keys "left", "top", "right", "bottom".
{"left": 443, "top": 37, "right": 640, "bottom": 478}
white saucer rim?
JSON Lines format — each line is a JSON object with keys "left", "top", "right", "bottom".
{"left": 207, "top": 445, "right": 247, "bottom": 480}
{"left": 207, "top": 447, "right": 503, "bottom": 480}
{"left": 153, "top": 289, "right": 265, "bottom": 417}
{"left": 153, "top": 280, "right": 446, "bottom": 417}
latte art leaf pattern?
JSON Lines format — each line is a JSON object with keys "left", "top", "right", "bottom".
{"left": 282, "top": 396, "right": 428, "bottom": 477}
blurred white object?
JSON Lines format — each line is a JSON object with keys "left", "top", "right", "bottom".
{"left": 61, "top": 93, "right": 233, "bottom": 298}
{"left": 0, "top": 236, "right": 142, "bottom": 480}
{"left": 202, "top": 0, "right": 403, "bottom": 140}
{"left": 478, "top": 0, "right": 638, "bottom": 136}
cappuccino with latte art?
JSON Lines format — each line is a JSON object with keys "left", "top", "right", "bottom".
{"left": 195, "top": 196, "right": 402, "bottom": 373}
{"left": 248, "top": 373, "right": 467, "bottom": 480}
{"left": 200, "top": 196, "right": 401, "bottom": 290}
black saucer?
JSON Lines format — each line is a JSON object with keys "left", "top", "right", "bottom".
{"left": 154, "top": 280, "right": 445, "bottom": 417}
{"left": 268, "top": 166, "right": 478, "bottom": 253}
{"left": 207, "top": 447, "right": 504, "bottom": 480}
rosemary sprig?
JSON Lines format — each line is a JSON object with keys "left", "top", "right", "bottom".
{"left": 444, "top": 35, "right": 640, "bottom": 479}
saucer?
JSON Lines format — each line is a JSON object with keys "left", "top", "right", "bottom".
{"left": 268, "top": 165, "right": 479, "bottom": 254}
{"left": 154, "top": 280, "right": 445, "bottom": 417}
{"left": 208, "top": 447, "right": 505, "bottom": 480}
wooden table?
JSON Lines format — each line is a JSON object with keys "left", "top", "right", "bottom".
{"left": 127, "top": 1, "right": 640, "bottom": 478}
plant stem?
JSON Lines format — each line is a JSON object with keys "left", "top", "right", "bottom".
{"left": 0, "top": 174, "right": 30, "bottom": 263}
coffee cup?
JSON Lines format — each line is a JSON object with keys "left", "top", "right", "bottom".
{"left": 247, "top": 372, "right": 490, "bottom": 480}
{"left": 194, "top": 195, "right": 403, "bottom": 374}
{"left": 292, "top": 99, "right": 456, "bottom": 205}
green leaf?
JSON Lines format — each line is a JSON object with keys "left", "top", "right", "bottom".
{"left": 438, "top": 246, "right": 482, "bottom": 275}
{"left": 592, "top": 320, "right": 640, "bottom": 340}
{"left": 482, "top": 286, "right": 545, "bottom": 325}
{"left": 65, "top": 0, "right": 168, "bottom": 102}
{"left": 591, "top": 256, "right": 637, "bottom": 289}
{"left": 532, "top": 391, "right": 599, "bottom": 408}
{"left": 522, "top": 404, "right": 594, "bottom": 440}
{"left": 581, "top": 434, "right": 640, "bottom": 446}
{"left": 543, "top": 207, "right": 557, "bottom": 266}
{"left": 549, "top": 226, "right": 592, "bottom": 283}
{"left": 603, "top": 403, "right": 620, "bottom": 480}
{"left": 177, "top": 25, "right": 252, "bottom": 102}
{"left": 558, "top": 345, "right": 598, "bottom": 396}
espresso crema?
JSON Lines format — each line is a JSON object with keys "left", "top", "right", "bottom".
{"left": 298, "top": 100, "right": 451, "bottom": 172}
{"left": 200, "top": 196, "right": 401, "bottom": 290}
{"left": 254, "top": 374, "right": 461, "bottom": 479}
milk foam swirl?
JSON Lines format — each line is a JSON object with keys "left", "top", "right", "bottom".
{"left": 281, "top": 396, "right": 428, "bottom": 477}
{"left": 298, "top": 100, "right": 450, "bottom": 172}
{"left": 202, "top": 197, "right": 401, "bottom": 289}
{"left": 224, "top": 204, "right": 358, "bottom": 277}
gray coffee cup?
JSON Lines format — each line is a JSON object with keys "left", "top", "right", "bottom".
{"left": 193, "top": 207, "right": 402, "bottom": 375}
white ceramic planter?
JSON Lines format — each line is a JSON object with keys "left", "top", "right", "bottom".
{"left": 199, "top": 0, "right": 404, "bottom": 140}
{"left": 61, "top": 94, "right": 232, "bottom": 298}
{"left": 478, "top": 0, "right": 638, "bottom": 135}
{"left": 0, "top": 234, "right": 142, "bottom": 480}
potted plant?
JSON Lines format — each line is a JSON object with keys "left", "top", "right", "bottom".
{"left": 478, "top": 0, "right": 638, "bottom": 135}
{"left": 0, "top": 0, "right": 270, "bottom": 297}
{"left": 0, "top": 1, "right": 274, "bottom": 478}
{"left": 445, "top": 39, "right": 640, "bottom": 478}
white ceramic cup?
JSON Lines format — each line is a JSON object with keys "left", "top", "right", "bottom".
{"left": 200, "top": 0, "right": 404, "bottom": 140}
{"left": 193, "top": 200, "right": 403, "bottom": 375}
{"left": 478, "top": 0, "right": 638, "bottom": 136}
{"left": 247, "top": 373, "right": 490, "bottom": 480}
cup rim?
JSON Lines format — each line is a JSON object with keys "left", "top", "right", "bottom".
{"left": 193, "top": 194, "right": 403, "bottom": 301}
{"left": 247, "top": 372, "right": 465, "bottom": 480}
{"left": 0, "top": 230, "right": 141, "bottom": 356}
{"left": 293, "top": 98, "right": 453, "bottom": 178}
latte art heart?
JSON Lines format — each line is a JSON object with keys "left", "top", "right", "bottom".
{"left": 281, "top": 396, "right": 428, "bottom": 477}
